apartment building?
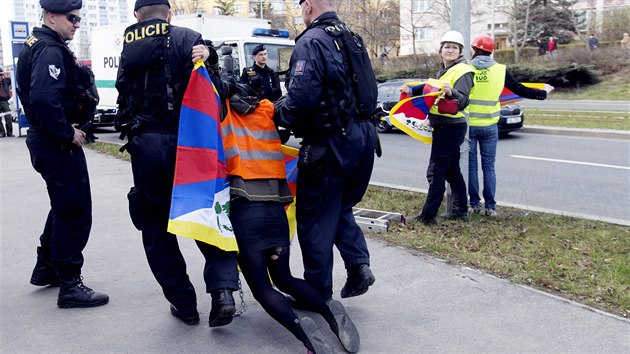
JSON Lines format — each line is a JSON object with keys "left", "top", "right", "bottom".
{"left": 11, "top": 0, "right": 129, "bottom": 60}
{"left": 399, "top": 0, "right": 630, "bottom": 55}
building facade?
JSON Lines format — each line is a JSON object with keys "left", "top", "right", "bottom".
{"left": 398, "top": 0, "right": 630, "bottom": 55}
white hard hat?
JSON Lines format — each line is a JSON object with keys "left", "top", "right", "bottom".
{"left": 441, "top": 31, "right": 465, "bottom": 47}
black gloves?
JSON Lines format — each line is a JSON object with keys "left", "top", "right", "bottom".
{"left": 206, "top": 45, "right": 219, "bottom": 71}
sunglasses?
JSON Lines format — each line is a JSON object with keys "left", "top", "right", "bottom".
{"left": 65, "top": 14, "right": 81, "bottom": 24}
{"left": 299, "top": 0, "right": 306, "bottom": 4}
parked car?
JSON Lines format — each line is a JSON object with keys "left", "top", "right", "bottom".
{"left": 374, "top": 79, "right": 525, "bottom": 137}
{"left": 93, "top": 107, "right": 119, "bottom": 130}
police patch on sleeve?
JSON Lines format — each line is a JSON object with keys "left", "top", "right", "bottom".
{"left": 293, "top": 60, "right": 306, "bottom": 76}
{"left": 48, "top": 65, "right": 61, "bottom": 80}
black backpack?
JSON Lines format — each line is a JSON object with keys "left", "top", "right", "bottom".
{"left": 321, "top": 21, "right": 377, "bottom": 119}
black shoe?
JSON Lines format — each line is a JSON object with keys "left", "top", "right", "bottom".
{"left": 170, "top": 304, "right": 200, "bottom": 325}
{"left": 412, "top": 215, "right": 438, "bottom": 225}
{"left": 30, "top": 247, "right": 59, "bottom": 287}
{"left": 57, "top": 276, "right": 109, "bottom": 308}
{"left": 443, "top": 213, "right": 469, "bottom": 222}
{"left": 297, "top": 316, "right": 335, "bottom": 354}
{"left": 322, "top": 299, "right": 360, "bottom": 353}
{"left": 209, "top": 289, "right": 235, "bottom": 327}
{"left": 340, "top": 264, "right": 375, "bottom": 299}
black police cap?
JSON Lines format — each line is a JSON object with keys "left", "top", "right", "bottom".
{"left": 40, "top": 0, "right": 82, "bottom": 13}
{"left": 134, "top": 0, "right": 170, "bottom": 11}
{"left": 252, "top": 45, "right": 266, "bottom": 56}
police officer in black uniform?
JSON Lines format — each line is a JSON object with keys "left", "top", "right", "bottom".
{"left": 239, "top": 45, "right": 282, "bottom": 102}
{"left": 115, "top": 0, "right": 239, "bottom": 327}
{"left": 277, "top": 0, "right": 377, "bottom": 309}
{"left": 16, "top": 0, "right": 109, "bottom": 308}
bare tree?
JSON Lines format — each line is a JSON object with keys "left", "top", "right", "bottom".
{"left": 501, "top": 0, "right": 538, "bottom": 62}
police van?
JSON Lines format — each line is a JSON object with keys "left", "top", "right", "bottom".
{"left": 90, "top": 14, "right": 294, "bottom": 130}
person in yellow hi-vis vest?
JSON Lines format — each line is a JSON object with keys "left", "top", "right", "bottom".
{"left": 468, "top": 34, "right": 554, "bottom": 217}
{"left": 401, "top": 30, "right": 474, "bottom": 225}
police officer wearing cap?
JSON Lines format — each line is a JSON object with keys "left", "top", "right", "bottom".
{"left": 15, "top": 0, "right": 109, "bottom": 309}
{"left": 276, "top": 2, "right": 377, "bottom": 347}
{"left": 239, "top": 45, "right": 282, "bottom": 102}
{"left": 115, "top": 0, "right": 239, "bottom": 327}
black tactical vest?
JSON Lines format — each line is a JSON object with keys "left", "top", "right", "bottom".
{"left": 116, "top": 19, "right": 179, "bottom": 123}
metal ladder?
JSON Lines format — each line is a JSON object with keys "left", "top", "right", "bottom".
{"left": 352, "top": 207, "right": 405, "bottom": 233}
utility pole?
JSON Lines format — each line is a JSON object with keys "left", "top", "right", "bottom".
{"left": 445, "top": 0, "right": 471, "bottom": 216}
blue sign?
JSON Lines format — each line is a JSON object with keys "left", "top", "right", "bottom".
{"left": 11, "top": 21, "right": 29, "bottom": 41}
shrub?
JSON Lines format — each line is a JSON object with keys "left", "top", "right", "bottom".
{"left": 508, "top": 63, "right": 599, "bottom": 88}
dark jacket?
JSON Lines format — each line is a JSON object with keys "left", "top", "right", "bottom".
{"left": 116, "top": 19, "right": 228, "bottom": 130}
{"left": 239, "top": 64, "right": 281, "bottom": 102}
{"left": 16, "top": 25, "right": 78, "bottom": 143}
{"left": 280, "top": 12, "right": 357, "bottom": 139}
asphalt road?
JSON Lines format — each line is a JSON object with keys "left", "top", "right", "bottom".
{"left": 372, "top": 130, "right": 630, "bottom": 225}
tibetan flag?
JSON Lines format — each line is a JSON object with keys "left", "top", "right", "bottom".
{"left": 281, "top": 145, "right": 298, "bottom": 240}
{"left": 389, "top": 78, "right": 444, "bottom": 144}
{"left": 168, "top": 61, "right": 238, "bottom": 252}
{"left": 500, "top": 82, "right": 546, "bottom": 105}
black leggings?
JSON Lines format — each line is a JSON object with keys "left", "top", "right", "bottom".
{"left": 237, "top": 246, "right": 327, "bottom": 340}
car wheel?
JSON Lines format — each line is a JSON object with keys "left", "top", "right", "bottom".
{"left": 499, "top": 131, "right": 510, "bottom": 138}
{"left": 375, "top": 114, "right": 391, "bottom": 133}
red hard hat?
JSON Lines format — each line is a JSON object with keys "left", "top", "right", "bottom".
{"left": 472, "top": 34, "right": 495, "bottom": 53}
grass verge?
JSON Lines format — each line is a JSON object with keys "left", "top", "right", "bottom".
{"left": 356, "top": 185, "right": 630, "bottom": 318}
{"left": 550, "top": 68, "right": 630, "bottom": 101}
{"left": 522, "top": 109, "right": 630, "bottom": 130}
{"left": 88, "top": 141, "right": 130, "bottom": 161}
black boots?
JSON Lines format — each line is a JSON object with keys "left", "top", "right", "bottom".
{"left": 57, "top": 275, "right": 109, "bottom": 308}
{"left": 295, "top": 316, "right": 335, "bottom": 354}
{"left": 208, "top": 289, "right": 235, "bottom": 327}
{"left": 322, "top": 300, "right": 360, "bottom": 353}
{"left": 340, "top": 264, "right": 375, "bottom": 298}
{"left": 170, "top": 304, "right": 200, "bottom": 325}
{"left": 30, "top": 247, "right": 59, "bottom": 287}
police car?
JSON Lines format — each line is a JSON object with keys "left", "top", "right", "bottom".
{"left": 374, "top": 79, "right": 525, "bottom": 137}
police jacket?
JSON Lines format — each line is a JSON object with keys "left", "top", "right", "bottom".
{"left": 116, "top": 19, "right": 226, "bottom": 132}
{"left": 16, "top": 25, "right": 79, "bottom": 143}
{"left": 239, "top": 64, "right": 281, "bottom": 102}
{"left": 280, "top": 12, "right": 358, "bottom": 140}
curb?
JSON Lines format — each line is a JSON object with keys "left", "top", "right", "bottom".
{"left": 521, "top": 125, "right": 630, "bottom": 140}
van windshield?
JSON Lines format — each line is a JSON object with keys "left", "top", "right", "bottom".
{"left": 243, "top": 43, "right": 294, "bottom": 73}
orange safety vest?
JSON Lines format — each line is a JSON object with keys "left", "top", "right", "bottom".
{"left": 220, "top": 99, "right": 286, "bottom": 180}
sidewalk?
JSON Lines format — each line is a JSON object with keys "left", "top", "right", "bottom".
{"left": 1, "top": 136, "right": 628, "bottom": 353}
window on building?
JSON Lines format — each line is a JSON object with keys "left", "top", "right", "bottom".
{"left": 412, "top": 0, "right": 430, "bottom": 13}
{"left": 414, "top": 27, "right": 432, "bottom": 40}
{"left": 233, "top": 5, "right": 242, "bottom": 13}
{"left": 292, "top": 0, "right": 301, "bottom": 9}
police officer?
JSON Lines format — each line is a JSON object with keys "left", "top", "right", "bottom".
{"left": 239, "top": 45, "right": 282, "bottom": 102}
{"left": 115, "top": 0, "right": 239, "bottom": 327}
{"left": 16, "top": 0, "right": 109, "bottom": 308}
{"left": 277, "top": 1, "right": 377, "bottom": 347}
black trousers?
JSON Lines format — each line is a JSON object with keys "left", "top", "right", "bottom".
{"left": 26, "top": 131, "right": 91, "bottom": 278}
{"left": 128, "top": 132, "right": 239, "bottom": 313}
{"left": 296, "top": 121, "right": 376, "bottom": 299}
{"left": 421, "top": 122, "right": 468, "bottom": 219}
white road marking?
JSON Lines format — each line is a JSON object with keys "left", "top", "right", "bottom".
{"left": 510, "top": 155, "right": 630, "bottom": 170}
